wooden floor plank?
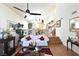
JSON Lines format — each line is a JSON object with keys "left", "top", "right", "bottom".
{"left": 48, "top": 44, "right": 79, "bottom": 56}
{"left": 48, "top": 36, "right": 79, "bottom": 56}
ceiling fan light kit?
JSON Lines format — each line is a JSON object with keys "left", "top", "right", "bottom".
{"left": 26, "top": 9, "right": 30, "bottom": 13}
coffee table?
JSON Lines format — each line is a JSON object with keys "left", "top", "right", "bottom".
{"left": 12, "top": 46, "right": 53, "bottom": 56}
{"left": 12, "top": 46, "right": 44, "bottom": 56}
{"left": 21, "top": 46, "right": 44, "bottom": 56}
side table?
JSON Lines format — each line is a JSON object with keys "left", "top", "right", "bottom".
{"left": 67, "top": 39, "right": 79, "bottom": 51}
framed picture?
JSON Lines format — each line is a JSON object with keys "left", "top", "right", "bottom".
{"left": 55, "top": 20, "right": 61, "bottom": 27}
{"left": 7, "top": 20, "right": 17, "bottom": 30}
{"left": 69, "top": 16, "right": 79, "bottom": 32}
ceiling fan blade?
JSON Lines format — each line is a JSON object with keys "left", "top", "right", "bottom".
{"left": 30, "top": 13, "right": 41, "bottom": 15}
{"left": 13, "top": 6, "right": 25, "bottom": 13}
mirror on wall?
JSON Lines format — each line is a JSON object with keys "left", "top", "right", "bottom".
{"left": 69, "top": 16, "right": 79, "bottom": 32}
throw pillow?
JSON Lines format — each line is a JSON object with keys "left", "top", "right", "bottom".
{"left": 26, "top": 36, "right": 31, "bottom": 41}
{"left": 39, "top": 36, "right": 44, "bottom": 41}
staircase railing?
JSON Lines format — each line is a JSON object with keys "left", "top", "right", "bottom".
{"left": 47, "top": 18, "right": 63, "bottom": 28}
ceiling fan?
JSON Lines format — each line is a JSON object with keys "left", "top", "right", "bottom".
{"left": 13, "top": 3, "right": 41, "bottom": 18}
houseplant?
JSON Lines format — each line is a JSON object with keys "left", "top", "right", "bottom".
{"left": 15, "top": 23, "right": 24, "bottom": 42}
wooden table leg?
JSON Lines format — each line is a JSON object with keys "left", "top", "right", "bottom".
{"left": 71, "top": 42, "right": 72, "bottom": 51}
{"left": 67, "top": 40, "right": 68, "bottom": 50}
{"left": 67, "top": 41, "right": 68, "bottom": 50}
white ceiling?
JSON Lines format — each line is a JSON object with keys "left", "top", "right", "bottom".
{"left": 3, "top": 3, "right": 56, "bottom": 19}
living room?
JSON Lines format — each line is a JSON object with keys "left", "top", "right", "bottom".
{"left": 0, "top": 3, "right": 79, "bottom": 56}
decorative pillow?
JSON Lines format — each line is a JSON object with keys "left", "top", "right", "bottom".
{"left": 39, "top": 36, "right": 44, "bottom": 41}
{"left": 26, "top": 36, "right": 31, "bottom": 41}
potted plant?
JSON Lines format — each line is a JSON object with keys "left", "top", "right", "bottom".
{"left": 15, "top": 23, "right": 24, "bottom": 39}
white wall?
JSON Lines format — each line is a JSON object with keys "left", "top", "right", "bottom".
{"left": 0, "top": 4, "right": 28, "bottom": 30}
{"left": 56, "top": 3, "right": 79, "bottom": 54}
{"left": 0, "top": 4, "right": 20, "bottom": 30}
{"left": 0, "top": 4, "right": 29, "bottom": 46}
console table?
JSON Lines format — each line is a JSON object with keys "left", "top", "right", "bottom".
{"left": 0, "top": 36, "right": 15, "bottom": 56}
{"left": 67, "top": 38, "right": 79, "bottom": 51}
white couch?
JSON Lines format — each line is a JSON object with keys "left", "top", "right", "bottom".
{"left": 20, "top": 35, "right": 49, "bottom": 47}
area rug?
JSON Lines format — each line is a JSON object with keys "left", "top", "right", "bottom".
{"left": 15, "top": 48, "right": 53, "bottom": 56}
{"left": 38, "top": 48, "right": 53, "bottom": 56}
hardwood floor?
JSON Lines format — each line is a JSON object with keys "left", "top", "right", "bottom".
{"left": 48, "top": 44, "right": 79, "bottom": 56}
{"left": 48, "top": 36, "right": 79, "bottom": 56}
